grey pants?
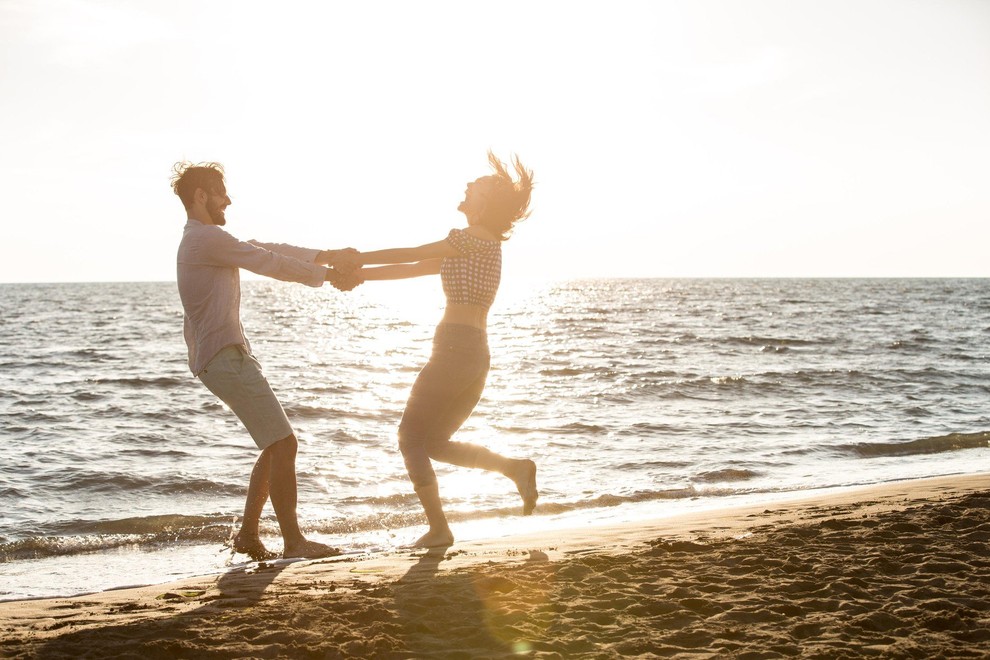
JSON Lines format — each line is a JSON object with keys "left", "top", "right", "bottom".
{"left": 398, "top": 323, "right": 499, "bottom": 488}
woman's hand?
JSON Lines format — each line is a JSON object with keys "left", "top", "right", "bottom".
{"left": 318, "top": 248, "right": 361, "bottom": 275}
{"left": 326, "top": 266, "right": 364, "bottom": 292}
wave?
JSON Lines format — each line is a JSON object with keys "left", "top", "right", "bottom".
{"left": 62, "top": 348, "right": 125, "bottom": 362}
{"left": 551, "top": 422, "right": 610, "bottom": 435}
{"left": 282, "top": 402, "right": 346, "bottom": 419}
{"left": 87, "top": 376, "right": 187, "bottom": 389}
{"left": 69, "top": 391, "right": 107, "bottom": 402}
{"left": 0, "top": 515, "right": 239, "bottom": 562}
{"left": 693, "top": 468, "right": 761, "bottom": 483}
{"left": 725, "top": 336, "right": 819, "bottom": 348}
{"left": 615, "top": 365, "right": 972, "bottom": 404}
{"left": 539, "top": 367, "right": 588, "bottom": 377}
{"left": 0, "top": 484, "right": 747, "bottom": 563}
{"left": 837, "top": 431, "right": 990, "bottom": 459}
{"left": 618, "top": 374, "right": 767, "bottom": 402}
{"left": 499, "top": 486, "right": 745, "bottom": 517}
{"left": 622, "top": 422, "right": 691, "bottom": 436}
{"left": 41, "top": 471, "right": 240, "bottom": 497}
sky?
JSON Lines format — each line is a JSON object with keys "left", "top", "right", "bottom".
{"left": 1, "top": 0, "right": 988, "bottom": 283}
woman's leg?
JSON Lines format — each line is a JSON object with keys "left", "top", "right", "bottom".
{"left": 410, "top": 483, "right": 453, "bottom": 548}
{"left": 423, "top": 366, "right": 504, "bottom": 470}
{"left": 398, "top": 359, "right": 451, "bottom": 489}
{"left": 398, "top": 326, "right": 538, "bottom": 546}
{"left": 399, "top": 324, "right": 499, "bottom": 545}
{"left": 397, "top": 354, "right": 469, "bottom": 547}
{"left": 425, "top": 369, "right": 538, "bottom": 514}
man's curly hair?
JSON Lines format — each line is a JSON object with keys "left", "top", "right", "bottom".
{"left": 170, "top": 161, "right": 225, "bottom": 211}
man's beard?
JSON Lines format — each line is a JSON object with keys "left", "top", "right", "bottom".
{"left": 206, "top": 200, "right": 226, "bottom": 226}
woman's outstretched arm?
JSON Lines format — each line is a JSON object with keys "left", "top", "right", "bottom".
{"left": 357, "top": 239, "right": 459, "bottom": 266}
{"left": 360, "top": 259, "right": 442, "bottom": 281}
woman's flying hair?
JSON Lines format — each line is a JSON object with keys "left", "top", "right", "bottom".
{"left": 480, "top": 150, "right": 534, "bottom": 240}
{"left": 170, "top": 161, "right": 226, "bottom": 211}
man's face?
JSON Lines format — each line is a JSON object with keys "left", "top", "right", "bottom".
{"left": 205, "top": 184, "right": 231, "bottom": 226}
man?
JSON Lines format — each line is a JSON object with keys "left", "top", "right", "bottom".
{"left": 171, "top": 161, "right": 359, "bottom": 560}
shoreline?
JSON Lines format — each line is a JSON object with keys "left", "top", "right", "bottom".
{"left": 2, "top": 472, "right": 988, "bottom": 657}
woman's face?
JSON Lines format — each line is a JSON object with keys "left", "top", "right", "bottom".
{"left": 458, "top": 176, "right": 496, "bottom": 222}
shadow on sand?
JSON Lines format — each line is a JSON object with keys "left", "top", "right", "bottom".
{"left": 25, "top": 544, "right": 555, "bottom": 659}
{"left": 32, "top": 559, "right": 289, "bottom": 659}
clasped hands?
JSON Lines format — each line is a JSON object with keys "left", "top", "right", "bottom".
{"left": 320, "top": 248, "right": 363, "bottom": 292}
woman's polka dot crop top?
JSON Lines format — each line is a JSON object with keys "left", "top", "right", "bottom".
{"left": 440, "top": 228, "right": 502, "bottom": 309}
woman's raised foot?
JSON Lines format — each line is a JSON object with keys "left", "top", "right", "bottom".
{"left": 512, "top": 459, "right": 538, "bottom": 515}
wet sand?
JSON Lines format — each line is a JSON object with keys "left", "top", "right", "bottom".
{"left": 2, "top": 473, "right": 988, "bottom": 658}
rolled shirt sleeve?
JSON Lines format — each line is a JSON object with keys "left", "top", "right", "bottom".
{"left": 193, "top": 230, "right": 327, "bottom": 287}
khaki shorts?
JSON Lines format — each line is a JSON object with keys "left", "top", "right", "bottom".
{"left": 198, "top": 345, "right": 293, "bottom": 450}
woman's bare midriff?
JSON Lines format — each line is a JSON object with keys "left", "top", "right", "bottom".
{"left": 441, "top": 304, "right": 489, "bottom": 330}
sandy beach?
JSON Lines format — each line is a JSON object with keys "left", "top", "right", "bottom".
{"left": 2, "top": 473, "right": 988, "bottom": 658}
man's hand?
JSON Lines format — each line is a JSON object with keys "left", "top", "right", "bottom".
{"left": 319, "top": 248, "right": 361, "bottom": 275}
{"left": 327, "top": 267, "right": 363, "bottom": 292}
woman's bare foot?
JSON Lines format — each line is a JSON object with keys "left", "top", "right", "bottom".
{"left": 409, "top": 528, "right": 454, "bottom": 548}
{"left": 511, "top": 459, "right": 538, "bottom": 515}
{"left": 232, "top": 533, "right": 279, "bottom": 561}
{"left": 282, "top": 539, "right": 343, "bottom": 559}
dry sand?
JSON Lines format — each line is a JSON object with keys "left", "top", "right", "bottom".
{"left": 2, "top": 473, "right": 988, "bottom": 658}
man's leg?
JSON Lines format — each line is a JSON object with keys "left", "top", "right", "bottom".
{"left": 233, "top": 450, "right": 277, "bottom": 560}
{"left": 266, "top": 434, "right": 339, "bottom": 559}
{"left": 198, "top": 347, "right": 338, "bottom": 559}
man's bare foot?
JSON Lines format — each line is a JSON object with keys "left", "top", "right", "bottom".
{"left": 409, "top": 528, "right": 454, "bottom": 548}
{"left": 511, "top": 459, "right": 538, "bottom": 515}
{"left": 232, "top": 533, "right": 279, "bottom": 561}
{"left": 282, "top": 539, "right": 343, "bottom": 559}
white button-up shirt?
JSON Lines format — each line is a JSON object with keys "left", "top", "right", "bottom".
{"left": 177, "top": 219, "right": 328, "bottom": 375}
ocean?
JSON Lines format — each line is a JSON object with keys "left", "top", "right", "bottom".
{"left": 1, "top": 278, "right": 988, "bottom": 601}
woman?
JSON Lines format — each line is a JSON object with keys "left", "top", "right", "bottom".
{"left": 353, "top": 151, "right": 538, "bottom": 548}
